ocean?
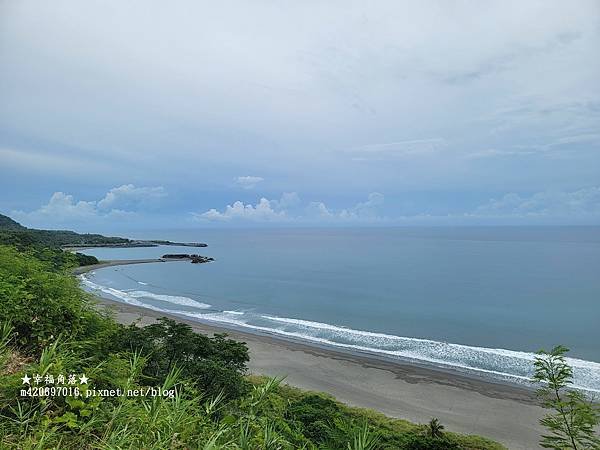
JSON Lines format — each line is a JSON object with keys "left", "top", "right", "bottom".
{"left": 78, "top": 227, "right": 600, "bottom": 393}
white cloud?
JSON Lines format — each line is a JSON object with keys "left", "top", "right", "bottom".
{"left": 13, "top": 192, "right": 97, "bottom": 222}
{"left": 473, "top": 186, "right": 600, "bottom": 219}
{"left": 325, "top": 192, "right": 385, "bottom": 221}
{"left": 195, "top": 192, "right": 302, "bottom": 222}
{"left": 97, "top": 184, "right": 166, "bottom": 210}
{"left": 305, "top": 202, "right": 334, "bottom": 219}
{"left": 353, "top": 192, "right": 384, "bottom": 215}
{"left": 11, "top": 185, "right": 166, "bottom": 227}
{"left": 270, "top": 192, "right": 301, "bottom": 210}
{"left": 235, "top": 176, "right": 264, "bottom": 190}
{"left": 195, "top": 198, "right": 285, "bottom": 222}
{"left": 196, "top": 192, "right": 385, "bottom": 223}
{"left": 195, "top": 187, "right": 600, "bottom": 226}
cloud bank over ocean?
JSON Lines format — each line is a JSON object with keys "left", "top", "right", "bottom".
{"left": 1, "top": 0, "right": 599, "bottom": 230}
{"left": 11, "top": 185, "right": 600, "bottom": 230}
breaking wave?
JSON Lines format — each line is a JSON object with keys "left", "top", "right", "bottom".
{"left": 80, "top": 275, "right": 211, "bottom": 309}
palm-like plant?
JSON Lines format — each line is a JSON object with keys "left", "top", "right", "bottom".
{"left": 426, "top": 418, "right": 444, "bottom": 438}
{"left": 347, "top": 422, "right": 379, "bottom": 450}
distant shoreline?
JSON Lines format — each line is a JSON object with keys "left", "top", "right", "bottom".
{"left": 79, "top": 260, "right": 546, "bottom": 449}
{"left": 63, "top": 240, "right": 207, "bottom": 252}
{"left": 72, "top": 256, "right": 213, "bottom": 275}
{"left": 72, "top": 258, "right": 171, "bottom": 275}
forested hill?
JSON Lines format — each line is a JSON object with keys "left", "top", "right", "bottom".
{"left": 0, "top": 214, "right": 26, "bottom": 230}
{"left": 0, "top": 213, "right": 207, "bottom": 251}
{"left": 0, "top": 213, "right": 131, "bottom": 248}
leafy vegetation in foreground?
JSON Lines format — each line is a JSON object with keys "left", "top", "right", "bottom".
{"left": 0, "top": 244, "right": 508, "bottom": 448}
{"left": 534, "top": 346, "right": 600, "bottom": 449}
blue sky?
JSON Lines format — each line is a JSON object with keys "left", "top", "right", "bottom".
{"left": 1, "top": 1, "right": 599, "bottom": 231}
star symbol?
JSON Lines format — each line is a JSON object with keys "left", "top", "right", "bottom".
{"left": 21, "top": 374, "right": 31, "bottom": 385}
{"left": 78, "top": 374, "right": 89, "bottom": 384}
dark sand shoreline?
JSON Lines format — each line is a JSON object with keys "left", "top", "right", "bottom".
{"left": 78, "top": 261, "right": 546, "bottom": 449}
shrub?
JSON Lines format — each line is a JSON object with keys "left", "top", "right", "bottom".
{"left": 109, "top": 317, "right": 250, "bottom": 399}
{"left": 0, "top": 246, "right": 109, "bottom": 352}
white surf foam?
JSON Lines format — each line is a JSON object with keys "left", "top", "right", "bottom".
{"left": 257, "top": 314, "right": 600, "bottom": 393}
{"left": 79, "top": 275, "right": 210, "bottom": 309}
{"left": 127, "top": 291, "right": 211, "bottom": 309}
{"left": 79, "top": 274, "right": 600, "bottom": 393}
{"left": 176, "top": 310, "right": 600, "bottom": 393}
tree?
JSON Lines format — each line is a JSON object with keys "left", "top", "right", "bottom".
{"left": 426, "top": 418, "right": 444, "bottom": 438}
{"left": 533, "top": 345, "right": 600, "bottom": 449}
{"left": 110, "top": 317, "right": 250, "bottom": 398}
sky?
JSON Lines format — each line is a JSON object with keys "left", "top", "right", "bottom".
{"left": 1, "top": 0, "right": 599, "bottom": 232}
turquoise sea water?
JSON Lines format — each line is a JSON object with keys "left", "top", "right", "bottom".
{"left": 79, "top": 227, "right": 600, "bottom": 392}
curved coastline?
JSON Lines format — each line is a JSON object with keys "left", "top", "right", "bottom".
{"left": 77, "top": 260, "right": 600, "bottom": 395}
{"left": 75, "top": 259, "right": 548, "bottom": 450}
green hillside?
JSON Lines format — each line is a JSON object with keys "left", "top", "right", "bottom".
{"left": 0, "top": 214, "right": 103, "bottom": 267}
{"left": 0, "top": 213, "right": 130, "bottom": 248}
{"left": 0, "top": 214, "right": 25, "bottom": 230}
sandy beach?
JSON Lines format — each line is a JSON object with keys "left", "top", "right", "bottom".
{"left": 80, "top": 260, "right": 547, "bottom": 450}
{"left": 72, "top": 258, "right": 169, "bottom": 275}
